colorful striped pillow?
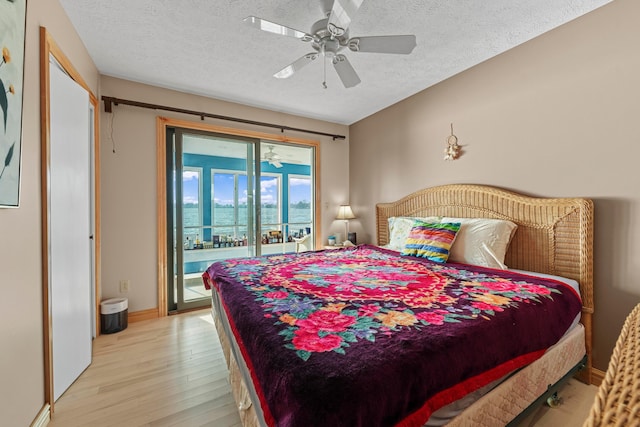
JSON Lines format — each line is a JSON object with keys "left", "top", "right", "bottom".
{"left": 401, "top": 221, "right": 461, "bottom": 263}
{"left": 387, "top": 216, "right": 441, "bottom": 251}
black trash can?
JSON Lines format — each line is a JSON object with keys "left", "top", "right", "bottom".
{"left": 100, "top": 297, "right": 128, "bottom": 334}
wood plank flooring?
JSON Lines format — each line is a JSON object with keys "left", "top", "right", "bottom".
{"left": 48, "top": 310, "right": 241, "bottom": 427}
{"left": 49, "top": 309, "right": 598, "bottom": 426}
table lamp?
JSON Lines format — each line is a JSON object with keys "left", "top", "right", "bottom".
{"left": 336, "top": 205, "right": 356, "bottom": 244}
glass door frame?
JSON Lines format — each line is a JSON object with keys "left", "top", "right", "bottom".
{"left": 157, "top": 118, "right": 321, "bottom": 316}
{"left": 169, "top": 127, "right": 260, "bottom": 312}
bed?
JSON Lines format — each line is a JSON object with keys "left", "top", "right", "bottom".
{"left": 203, "top": 184, "right": 594, "bottom": 426}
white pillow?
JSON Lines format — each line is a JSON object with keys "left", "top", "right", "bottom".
{"left": 387, "top": 216, "right": 440, "bottom": 251}
{"left": 441, "top": 217, "right": 517, "bottom": 269}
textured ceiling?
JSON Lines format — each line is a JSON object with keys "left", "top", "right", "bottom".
{"left": 59, "top": 0, "right": 611, "bottom": 125}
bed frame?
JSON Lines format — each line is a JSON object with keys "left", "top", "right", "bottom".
{"left": 376, "top": 184, "right": 594, "bottom": 383}
{"left": 213, "top": 184, "right": 594, "bottom": 426}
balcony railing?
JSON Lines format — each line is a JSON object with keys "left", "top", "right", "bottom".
{"left": 182, "top": 222, "right": 312, "bottom": 250}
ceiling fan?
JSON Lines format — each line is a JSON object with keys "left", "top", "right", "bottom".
{"left": 262, "top": 145, "right": 283, "bottom": 168}
{"left": 244, "top": 0, "right": 417, "bottom": 89}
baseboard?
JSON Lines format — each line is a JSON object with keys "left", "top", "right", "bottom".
{"left": 591, "top": 367, "right": 605, "bottom": 386}
{"left": 128, "top": 308, "right": 159, "bottom": 323}
{"left": 30, "top": 404, "right": 50, "bottom": 427}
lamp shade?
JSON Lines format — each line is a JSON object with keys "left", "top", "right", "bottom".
{"left": 336, "top": 205, "right": 356, "bottom": 220}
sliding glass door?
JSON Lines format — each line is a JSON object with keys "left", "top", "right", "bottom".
{"left": 167, "top": 128, "right": 315, "bottom": 311}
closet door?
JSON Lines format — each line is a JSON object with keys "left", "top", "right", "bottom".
{"left": 49, "top": 61, "right": 92, "bottom": 401}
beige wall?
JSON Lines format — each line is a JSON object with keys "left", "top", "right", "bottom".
{"left": 0, "top": 0, "right": 99, "bottom": 424}
{"left": 350, "top": 0, "right": 639, "bottom": 371}
{"left": 99, "top": 76, "right": 349, "bottom": 312}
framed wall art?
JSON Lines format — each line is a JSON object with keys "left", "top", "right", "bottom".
{"left": 0, "top": 0, "right": 26, "bottom": 208}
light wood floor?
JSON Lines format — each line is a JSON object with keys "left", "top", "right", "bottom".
{"left": 514, "top": 377, "right": 597, "bottom": 427}
{"left": 49, "top": 309, "right": 598, "bottom": 427}
{"left": 49, "top": 309, "right": 241, "bottom": 427}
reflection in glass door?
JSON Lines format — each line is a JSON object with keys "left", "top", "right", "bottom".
{"left": 167, "top": 129, "right": 316, "bottom": 312}
{"left": 171, "top": 130, "right": 256, "bottom": 311}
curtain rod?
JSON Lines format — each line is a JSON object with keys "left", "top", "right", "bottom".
{"left": 101, "top": 96, "right": 346, "bottom": 141}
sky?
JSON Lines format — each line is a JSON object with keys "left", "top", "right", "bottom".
{"left": 182, "top": 171, "right": 310, "bottom": 206}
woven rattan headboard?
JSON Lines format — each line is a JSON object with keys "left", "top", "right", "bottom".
{"left": 376, "top": 184, "right": 595, "bottom": 381}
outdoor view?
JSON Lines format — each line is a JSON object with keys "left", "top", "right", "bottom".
{"left": 182, "top": 170, "right": 312, "bottom": 242}
{"left": 173, "top": 137, "right": 315, "bottom": 308}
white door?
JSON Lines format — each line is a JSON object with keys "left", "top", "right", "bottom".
{"left": 49, "top": 60, "right": 93, "bottom": 401}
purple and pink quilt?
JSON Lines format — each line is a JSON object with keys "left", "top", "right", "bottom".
{"left": 203, "top": 245, "right": 582, "bottom": 427}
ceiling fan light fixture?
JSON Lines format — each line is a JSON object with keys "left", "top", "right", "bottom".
{"left": 262, "top": 145, "right": 284, "bottom": 168}
{"left": 246, "top": 0, "right": 416, "bottom": 88}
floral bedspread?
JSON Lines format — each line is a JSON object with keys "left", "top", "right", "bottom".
{"left": 203, "top": 245, "right": 582, "bottom": 427}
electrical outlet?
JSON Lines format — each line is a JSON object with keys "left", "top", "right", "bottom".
{"left": 119, "top": 279, "right": 130, "bottom": 293}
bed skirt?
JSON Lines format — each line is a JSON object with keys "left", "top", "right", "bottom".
{"left": 447, "top": 323, "right": 585, "bottom": 426}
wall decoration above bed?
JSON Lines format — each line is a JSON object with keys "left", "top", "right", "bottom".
{"left": 0, "top": 0, "right": 26, "bottom": 207}
{"left": 443, "top": 123, "right": 462, "bottom": 161}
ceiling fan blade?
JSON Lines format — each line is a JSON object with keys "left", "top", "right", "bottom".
{"left": 274, "top": 53, "right": 319, "bottom": 79}
{"left": 348, "top": 35, "right": 417, "bottom": 54}
{"left": 243, "top": 16, "right": 312, "bottom": 41}
{"left": 333, "top": 54, "right": 361, "bottom": 88}
{"left": 271, "top": 160, "right": 283, "bottom": 168}
{"left": 327, "top": 0, "right": 364, "bottom": 37}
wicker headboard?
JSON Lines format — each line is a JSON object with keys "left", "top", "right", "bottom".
{"left": 376, "top": 184, "right": 595, "bottom": 382}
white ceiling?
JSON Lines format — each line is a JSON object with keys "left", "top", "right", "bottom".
{"left": 184, "top": 134, "right": 313, "bottom": 165}
{"left": 59, "top": 0, "right": 611, "bottom": 126}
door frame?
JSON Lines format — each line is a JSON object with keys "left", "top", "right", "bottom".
{"left": 156, "top": 117, "right": 321, "bottom": 316}
{"left": 39, "top": 27, "right": 101, "bottom": 410}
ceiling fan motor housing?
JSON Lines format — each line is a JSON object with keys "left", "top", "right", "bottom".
{"left": 311, "top": 18, "right": 350, "bottom": 52}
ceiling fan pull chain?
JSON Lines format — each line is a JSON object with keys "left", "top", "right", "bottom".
{"left": 322, "top": 62, "right": 327, "bottom": 89}
{"left": 322, "top": 44, "right": 328, "bottom": 89}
